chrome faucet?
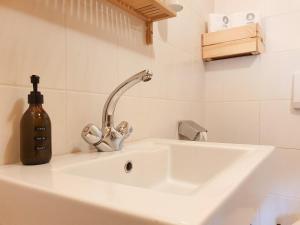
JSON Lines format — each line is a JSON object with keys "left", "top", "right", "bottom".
{"left": 81, "top": 70, "right": 153, "bottom": 152}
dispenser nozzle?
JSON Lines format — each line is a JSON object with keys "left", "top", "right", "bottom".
{"left": 31, "top": 75, "right": 40, "bottom": 92}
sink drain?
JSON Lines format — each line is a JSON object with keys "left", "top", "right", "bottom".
{"left": 124, "top": 161, "right": 133, "bottom": 173}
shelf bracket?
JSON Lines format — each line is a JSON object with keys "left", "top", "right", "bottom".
{"left": 146, "top": 22, "right": 153, "bottom": 45}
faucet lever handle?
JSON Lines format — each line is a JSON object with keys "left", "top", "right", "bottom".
{"left": 116, "top": 121, "right": 133, "bottom": 138}
{"left": 81, "top": 123, "right": 102, "bottom": 145}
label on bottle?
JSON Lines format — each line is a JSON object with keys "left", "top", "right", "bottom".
{"left": 34, "top": 136, "right": 47, "bottom": 141}
{"left": 35, "top": 146, "right": 47, "bottom": 151}
{"left": 35, "top": 127, "right": 46, "bottom": 131}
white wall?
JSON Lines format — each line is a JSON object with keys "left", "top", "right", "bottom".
{"left": 205, "top": 1, "right": 300, "bottom": 224}
{"left": 0, "top": 0, "right": 213, "bottom": 164}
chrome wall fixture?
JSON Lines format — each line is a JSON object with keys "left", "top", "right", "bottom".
{"left": 178, "top": 120, "right": 208, "bottom": 141}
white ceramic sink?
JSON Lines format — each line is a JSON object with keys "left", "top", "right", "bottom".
{"left": 0, "top": 139, "right": 274, "bottom": 225}
{"left": 62, "top": 142, "right": 245, "bottom": 195}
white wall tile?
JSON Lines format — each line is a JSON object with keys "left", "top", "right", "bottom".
{"left": 260, "top": 100, "right": 300, "bottom": 149}
{"left": 116, "top": 44, "right": 154, "bottom": 98}
{"left": 264, "top": 12, "right": 300, "bottom": 52}
{"left": 116, "top": 97, "right": 204, "bottom": 141}
{"left": 222, "top": 57, "right": 261, "bottom": 101}
{"left": 205, "top": 101, "right": 260, "bottom": 144}
{"left": 166, "top": 51, "right": 205, "bottom": 102}
{"left": 205, "top": 49, "right": 300, "bottom": 103}
{"left": 205, "top": 56, "right": 262, "bottom": 101}
{"left": 204, "top": 102, "right": 225, "bottom": 141}
{"left": 42, "top": 89, "right": 67, "bottom": 156}
{"left": 164, "top": 4, "right": 204, "bottom": 56}
{"left": 152, "top": 40, "right": 175, "bottom": 99}
{"left": 0, "top": 86, "right": 27, "bottom": 164}
{"left": 189, "top": 0, "right": 215, "bottom": 20}
{"left": 66, "top": 29, "right": 119, "bottom": 94}
{"left": 291, "top": 0, "right": 300, "bottom": 12}
{"left": 65, "top": 0, "right": 119, "bottom": 94}
{"left": 204, "top": 66, "right": 224, "bottom": 102}
{"left": 66, "top": 91, "right": 106, "bottom": 153}
{"left": 260, "top": 50, "right": 300, "bottom": 100}
{"left": 222, "top": 101, "right": 259, "bottom": 144}
{"left": 0, "top": 0, "right": 66, "bottom": 90}
{"left": 214, "top": 0, "right": 264, "bottom": 14}
{"left": 263, "top": 0, "right": 291, "bottom": 17}
{"left": 264, "top": 0, "right": 300, "bottom": 17}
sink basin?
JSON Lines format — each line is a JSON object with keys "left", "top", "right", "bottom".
{"left": 61, "top": 143, "right": 245, "bottom": 195}
{"left": 0, "top": 139, "right": 274, "bottom": 225}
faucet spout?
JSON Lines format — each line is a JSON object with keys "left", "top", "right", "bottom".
{"left": 81, "top": 69, "right": 153, "bottom": 152}
{"left": 102, "top": 70, "right": 152, "bottom": 129}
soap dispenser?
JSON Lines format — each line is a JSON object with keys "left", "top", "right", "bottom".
{"left": 20, "top": 75, "right": 52, "bottom": 165}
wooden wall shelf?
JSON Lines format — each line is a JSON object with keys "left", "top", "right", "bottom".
{"left": 107, "top": 0, "right": 176, "bottom": 44}
{"left": 202, "top": 23, "right": 264, "bottom": 62}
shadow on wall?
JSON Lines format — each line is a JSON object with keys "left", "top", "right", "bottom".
{"left": 157, "top": 20, "right": 168, "bottom": 43}
{"left": 204, "top": 55, "right": 259, "bottom": 72}
{"left": 3, "top": 99, "right": 25, "bottom": 164}
{"left": 0, "top": 0, "right": 155, "bottom": 57}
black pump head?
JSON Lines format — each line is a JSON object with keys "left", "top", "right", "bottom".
{"left": 31, "top": 75, "right": 39, "bottom": 92}
{"left": 28, "top": 75, "right": 43, "bottom": 104}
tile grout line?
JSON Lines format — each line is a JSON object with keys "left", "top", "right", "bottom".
{"left": 0, "top": 83, "right": 207, "bottom": 104}
{"left": 64, "top": 0, "right": 68, "bottom": 153}
{"left": 204, "top": 99, "right": 291, "bottom": 103}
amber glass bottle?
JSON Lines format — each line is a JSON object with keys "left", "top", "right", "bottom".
{"left": 20, "top": 75, "right": 52, "bottom": 165}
